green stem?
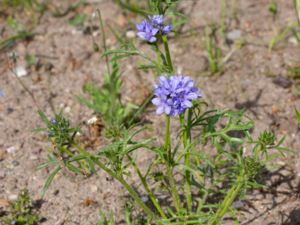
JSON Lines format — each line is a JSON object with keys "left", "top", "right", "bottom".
{"left": 209, "top": 174, "right": 244, "bottom": 225}
{"left": 97, "top": 10, "right": 110, "bottom": 75}
{"left": 73, "top": 144, "right": 156, "bottom": 218}
{"left": 165, "top": 115, "right": 171, "bottom": 158}
{"left": 180, "top": 109, "right": 193, "bottom": 213}
{"left": 60, "top": 146, "right": 89, "bottom": 174}
{"left": 162, "top": 35, "right": 174, "bottom": 73}
{"left": 164, "top": 115, "right": 182, "bottom": 212}
{"left": 154, "top": 42, "right": 163, "bottom": 74}
{"left": 127, "top": 154, "right": 167, "bottom": 218}
{"left": 94, "top": 159, "right": 156, "bottom": 218}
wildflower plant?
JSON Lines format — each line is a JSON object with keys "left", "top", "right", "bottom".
{"left": 37, "top": 2, "right": 290, "bottom": 225}
{"left": 3, "top": 189, "right": 39, "bottom": 225}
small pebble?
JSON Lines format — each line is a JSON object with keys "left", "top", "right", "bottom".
{"left": 7, "top": 107, "right": 14, "bottom": 114}
{"left": 232, "top": 200, "right": 245, "bottom": 209}
{"left": 45, "top": 62, "right": 54, "bottom": 71}
{"left": 126, "top": 30, "right": 136, "bottom": 39}
{"left": 15, "top": 66, "right": 28, "bottom": 77}
{"left": 64, "top": 106, "right": 71, "bottom": 113}
{"left": 6, "top": 146, "right": 17, "bottom": 154}
{"left": 30, "top": 155, "right": 38, "bottom": 160}
{"left": 226, "top": 30, "right": 242, "bottom": 43}
{"left": 141, "top": 196, "right": 149, "bottom": 203}
{"left": 11, "top": 160, "right": 20, "bottom": 167}
{"left": 288, "top": 36, "right": 298, "bottom": 46}
{"left": 90, "top": 185, "right": 98, "bottom": 193}
{"left": 87, "top": 116, "right": 98, "bottom": 125}
{"left": 8, "top": 194, "right": 18, "bottom": 201}
{"left": 272, "top": 75, "right": 292, "bottom": 88}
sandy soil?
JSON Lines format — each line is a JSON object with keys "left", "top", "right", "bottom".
{"left": 1, "top": 0, "right": 300, "bottom": 224}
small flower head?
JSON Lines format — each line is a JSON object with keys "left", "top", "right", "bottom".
{"left": 50, "top": 118, "right": 57, "bottom": 125}
{"left": 136, "top": 19, "right": 159, "bottom": 43}
{"left": 162, "top": 24, "right": 173, "bottom": 35}
{"left": 149, "top": 15, "right": 164, "bottom": 27}
{"left": 152, "top": 75, "right": 202, "bottom": 116}
{"left": 136, "top": 15, "right": 172, "bottom": 42}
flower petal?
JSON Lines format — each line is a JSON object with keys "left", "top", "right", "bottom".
{"left": 152, "top": 97, "right": 161, "bottom": 105}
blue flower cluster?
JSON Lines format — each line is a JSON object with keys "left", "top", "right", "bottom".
{"left": 136, "top": 15, "right": 173, "bottom": 43}
{"left": 152, "top": 75, "right": 201, "bottom": 116}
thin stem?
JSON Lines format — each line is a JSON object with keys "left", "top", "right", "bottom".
{"left": 73, "top": 143, "right": 156, "bottom": 218}
{"left": 164, "top": 115, "right": 182, "bottom": 212}
{"left": 97, "top": 10, "right": 110, "bottom": 75}
{"left": 154, "top": 42, "right": 163, "bottom": 74}
{"left": 165, "top": 115, "right": 171, "bottom": 157}
{"left": 166, "top": 166, "right": 182, "bottom": 213}
{"left": 180, "top": 109, "right": 193, "bottom": 213}
{"left": 127, "top": 155, "right": 167, "bottom": 218}
{"left": 162, "top": 35, "right": 174, "bottom": 73}
{"left": 95, "top": 159, "right": 156, "bottom": 218}
{"left": 209, "top": 174, "right": 244, "bottom": 225}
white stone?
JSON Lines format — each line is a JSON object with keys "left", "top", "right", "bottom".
{"left": 87, "top": 116, "right": 98, "bottom": 125}
{"left": 126, "top": 30, "right": 136, "bottom": 39}
{"left": 90, "top": 185, "right": 98, "bottom": 193}
{"left": 6, "top": 146, "right": 17, "bottom": 154}
{"left": 226, "top": 30, "right": 242, "bottom": 42}
{"left": 288, "top": 36, "right": 298, "bottom": 46}
{"left": 64, "top": 106, "right": 71, "bottom": 113}
{"left": 8, "top": 194, "right": 18, "bottom": 201}
{"left": 15, "top": 67, "right": 28, "bottom": 77}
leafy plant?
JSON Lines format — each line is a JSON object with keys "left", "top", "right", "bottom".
{"left": 36, "top": 2, "right": 290, "bottom": 225}
{"left": 3, "top": 189, "right": 39, "bottom": 225}
{"left": 205, "top": 26, "right": 222, "bottom": 74}
{"left": 78, "top": 57, "right": 137, "bottom": 138}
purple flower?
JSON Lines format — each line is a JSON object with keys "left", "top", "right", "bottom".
{"left": 149, "top": 15, "right": 164, "bottom": 27}
{"left": 136, "top": 15, "right": 173, "bottom": 42}
{"left": 162, "top": 24, "right": 173, "bottom": 35}
{"left": 152, "top": 75, "right": 202, "bottom": 116}
{"left": 136, "top": 19, "right": 159, "bottom": 43}
{"left": 50, "top": 118, "right": 57, "bottom": 125}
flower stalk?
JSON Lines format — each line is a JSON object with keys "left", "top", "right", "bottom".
{"left": 73, "top": 143, "right": 156, "bottom": 219}
{"left": 162, "top": 35, "right": 174, "bottom": 73}
{"left": 165, "top": 115, "right": 182, "bottom": 212}
{"left": 209, "top": 174, "right": 245, "bottom": 225}
{"left": 180, "top": 108, "right": 193, "bottom": 212}
{"left": 127, "top": 154, "right": 167, "bottom": 218}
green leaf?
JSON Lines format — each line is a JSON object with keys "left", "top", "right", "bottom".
{"left": 41, "top": 165, "right": 61, "bottom": 197}
{"left": 69, "top": 14, "right": 86, "bottom": 27}
{"left": 66, "top": 163, "right": 83, "bottom": 175}
{"left": 296, "top": 108, "right": 300, "bottom": 125}
{"left": 38, "top": 110, "right": 50, "bottom": 125}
